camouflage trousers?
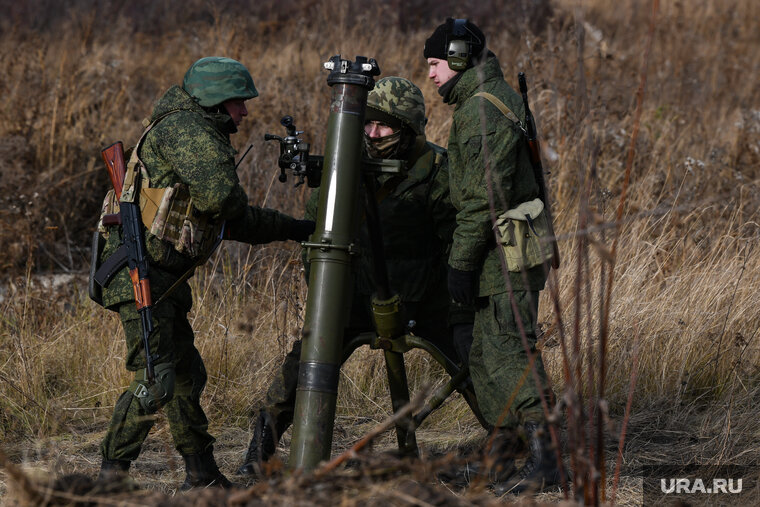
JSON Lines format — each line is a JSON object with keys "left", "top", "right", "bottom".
{"left": 101, "top": 300, "right": 214, "bottom": 462}
{"left": 263, "top": 296, "right": 465, "bottom": 431}
{"left": 469, "top": 290, "right": 550, "bottom": 429}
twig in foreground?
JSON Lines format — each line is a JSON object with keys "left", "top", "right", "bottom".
{"left": 314, "top": 385, "right": 431, "bottom": 477}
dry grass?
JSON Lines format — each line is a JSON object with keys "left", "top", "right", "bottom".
{"left": 1, "top": 0, "right": 760, "bottom": 504}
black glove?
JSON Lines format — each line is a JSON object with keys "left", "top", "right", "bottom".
{"left": 451, "top": 322, "right": 474, "bottom": 366}
{"left": 289, "top": 220, "right": 316, "bottom": 242}
{"left": 447, "top": 266, "right": 477, "bottom": 306}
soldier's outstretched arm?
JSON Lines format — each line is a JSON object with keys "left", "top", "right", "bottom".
{"left": 225, "top": 205, "right": 314, "bottom": 245}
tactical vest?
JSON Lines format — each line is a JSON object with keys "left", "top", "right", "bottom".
{"left": 98, "top": 112, "right": 223, "bottom": 260}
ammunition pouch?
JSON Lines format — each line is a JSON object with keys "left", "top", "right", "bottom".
{"left": 130, "top": 362, "right": 176, "bottom": 414}
{"left": 97, "top": 184, "right": 222, "bottom": 260}
{"left": 140, "top": 184, "right": 223, "bottom": 259}
{"left": 495, "top": 198, "right": 554, "bottom": 272}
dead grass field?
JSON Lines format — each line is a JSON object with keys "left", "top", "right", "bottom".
{"left": 1, "top": 0, "right": 760, "bottom": 505}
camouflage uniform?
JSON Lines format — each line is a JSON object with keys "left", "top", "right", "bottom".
{"left": 444, "top": 55, "right": 549, "bottom": 429}
{"left": 99, "top": 61, "right": 303, "bottom": 468}
{"left": 240, "top": 78, "right": 480, "bottom": 473}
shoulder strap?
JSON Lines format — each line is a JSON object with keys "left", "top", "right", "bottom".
{"left": 473, "top": 91, "right": 522, "bottom": 127}
{"left": 121, "top": 109, "right": 183, "bottom": 203}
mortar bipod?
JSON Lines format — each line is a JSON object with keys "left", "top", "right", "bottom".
{"left": 356, "top": 165, "right": 488, "bottom": 455}
{"left": 341, "top": 330, "right": 488, "bottom": 438}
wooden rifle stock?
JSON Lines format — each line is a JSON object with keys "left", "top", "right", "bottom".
{"left": 518, "top": 73, "right": 560, "bottom": 270}
{"left": 102, "top": 141, "right": 126, "bottom": 199}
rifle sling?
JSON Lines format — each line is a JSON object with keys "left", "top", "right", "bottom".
{"left": 473, "top": 92, "right": 522, "bottom": 127}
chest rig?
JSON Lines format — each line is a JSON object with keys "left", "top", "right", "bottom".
{"left": 98, "top": 111, "right": 223, "bottom": 260}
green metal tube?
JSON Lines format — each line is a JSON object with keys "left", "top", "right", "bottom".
{"left": 383, "top": 349, "right": 419, "bottom": 455}
{"left": 289, "top": 56, "right": 379, "bottom": 471}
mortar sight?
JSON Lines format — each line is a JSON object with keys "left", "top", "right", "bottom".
{"left": 264, "top": 115, "right": 322, "bottom": 188}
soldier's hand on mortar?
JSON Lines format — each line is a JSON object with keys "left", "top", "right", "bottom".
{"left": 447, "top": 266, "right": 477, "bottom": 305}
{"left": 289, "top": 220, "right": 316, "bottom": 242}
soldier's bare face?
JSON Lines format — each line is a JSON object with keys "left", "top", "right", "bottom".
{"left": 365, "top": 121, "right": 396, "bottom": 139}
{"left": 427, "top": 58, "right": 459, "bottom": 88}
{"left": 222, "top": 99, "right": 248, "bottom": 127}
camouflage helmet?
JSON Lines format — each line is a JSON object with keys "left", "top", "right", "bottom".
{"left": 366, "top": 77, "right": 426, "bottom": 136}
{"left": 182, "top": 57, "right": 258, "bottom": 107}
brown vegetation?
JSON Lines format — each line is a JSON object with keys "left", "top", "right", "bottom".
{"left": 1, "top": 0, "right": 759, "bottom": 505}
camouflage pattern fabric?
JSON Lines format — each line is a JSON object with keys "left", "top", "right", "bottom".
{"left": 469, "top": 291, "right": 548, "bottom": 428}
{"left": 445, "top": 56, "right": 545, "bottom": 296}
{"left": 99, "top": 85, "right": 297, "bottom": 309}
{"left": 101, "top": 300, "right": 214, "bottom": 460}
{"left": 182, "top": 56, "right": 258, "bottom": 107}
{"left": 367, "top": 77, "right": 427, "bottom": 136}
{"left": 444, "top": 55, "right": 552, "bottom": 428}
{"left": 265, "top": 138, "right": 476, "bottom": 428}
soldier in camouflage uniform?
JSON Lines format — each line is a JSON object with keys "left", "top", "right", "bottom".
{"left": 96, "top": 57, "right": 315, "bottom": 489}
{"left": 424, "top": 19, "right": 562, "bottom": 493}
{"left": 238, "top": 77, "right": 484, "bottom": 476}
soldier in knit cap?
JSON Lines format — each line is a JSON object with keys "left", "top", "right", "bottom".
{"left": 424, "top": 18, "right": 562, "bottom": 494}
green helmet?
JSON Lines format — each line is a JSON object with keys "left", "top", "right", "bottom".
{"left": 366, "top": 77, "right": 426, "bottom": 136}
{"left": 182, "top": 56, "right": 258, "bottom": 107}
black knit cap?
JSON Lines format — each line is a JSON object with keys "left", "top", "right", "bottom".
{"left": 423, "top": 18, "right": 486, "bottom": 65}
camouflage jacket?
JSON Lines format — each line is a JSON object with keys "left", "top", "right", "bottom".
{"left": 304, "top": 137, "right": 454, "bottom": 303}
{"left": 100, "top": 85, "right": 297, "bottom": 309}
{"left": 446, "top": 56, "right": 546, "bottom": 295}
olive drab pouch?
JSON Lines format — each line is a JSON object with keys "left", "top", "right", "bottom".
{"left": 495, "top": 198, "right": 554, "bottom": 271}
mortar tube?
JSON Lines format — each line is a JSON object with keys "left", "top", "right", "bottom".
{"left": 289, "top": 60, "right": 376, "bottom": 471}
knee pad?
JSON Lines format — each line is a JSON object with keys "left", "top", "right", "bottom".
{"left": 130, "top": 362, "right": 176, "bottom": 413}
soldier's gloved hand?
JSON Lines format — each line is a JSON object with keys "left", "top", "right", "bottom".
{"left": 447, "top": 266, "right": 477, "bottom": 305}
{"left": 289, "top": 220, "right": 316, "bottom": 242}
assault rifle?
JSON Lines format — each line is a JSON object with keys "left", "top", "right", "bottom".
{"left": 101, "top": 142, "right": 158, "bottom": 382}
{"left": 518, "top": 72, "right": 561, "bottom": 269}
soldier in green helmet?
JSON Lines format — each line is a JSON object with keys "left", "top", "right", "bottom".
{"left": 96, "top": 56, "right": 315, "bottom": 489}
{"left": 237, "top": 76, "right": 484, "bottom": 476}
{"left": 424, "top": 19, "right": 562, "bottom": 494}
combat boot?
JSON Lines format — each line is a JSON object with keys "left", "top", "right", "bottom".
{"left": 92, "top": 458, "right": 140, "bottom": 494}
{"left": 237, "top": 409, "right": 286, "bottom": 476}
{"left": 179, "top": 449, "right": 233, "bottom": 490}
{"left": 436, "top": 428, "right": 516, "bottom": 488}
{"left": 484, "top": 428, "right": 518, "bottom": 483}
{"left": 96, "top": 458, "right": 130, "bottom": 482}
{"left": 492, "top": 422, "right": 563, "bottom": 495}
